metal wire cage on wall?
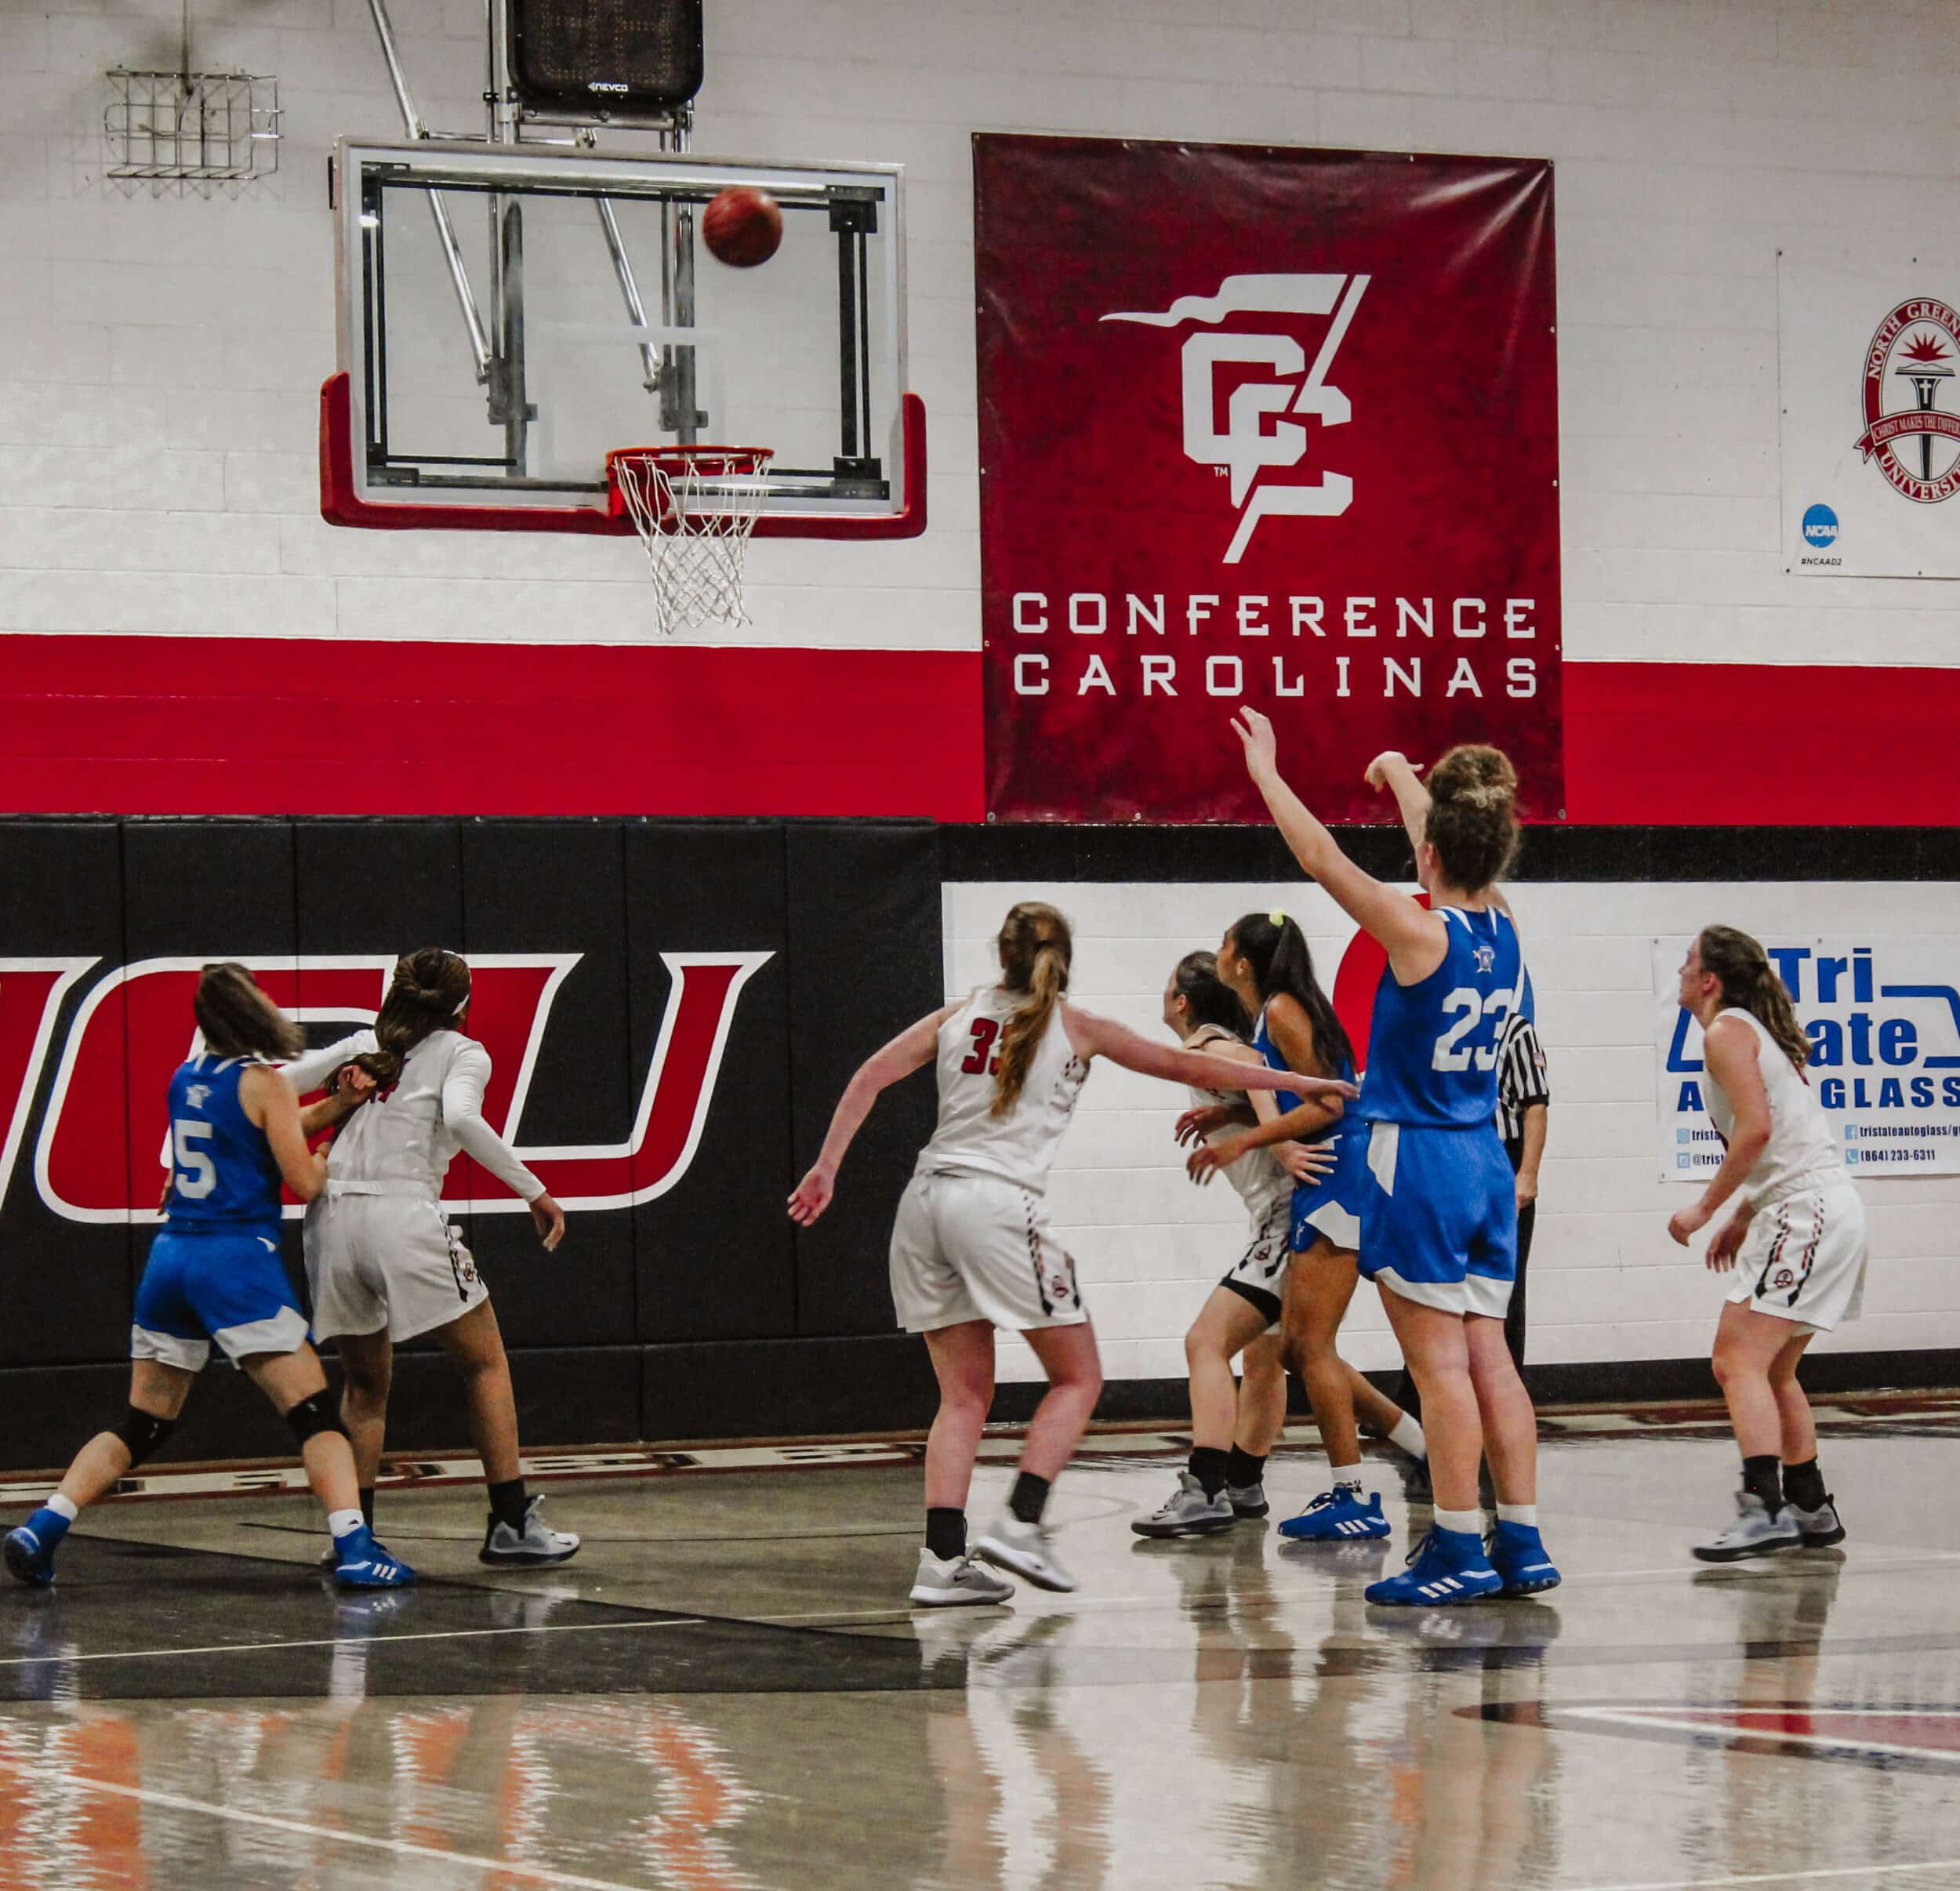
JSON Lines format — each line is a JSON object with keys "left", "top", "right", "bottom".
{"left": 103, "top": 69, "right": 281, "bottom": 196}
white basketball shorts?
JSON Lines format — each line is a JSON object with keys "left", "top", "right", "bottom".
{"left": 304, "top": 1189, "right": 489, "bottom": 1344}
{"left": 1219, "top": 1190, "right": 1294, "bottom": 1330}
{"left": 889, "top": 1171, "right": 1087, "bottom": 1335}
{"left": 1724, "top": 1180, "right": 1867, "bottom": 1334}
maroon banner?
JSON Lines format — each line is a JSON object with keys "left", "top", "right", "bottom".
{"left": 975, "top": 135, "right": 1563, "bottom": 823}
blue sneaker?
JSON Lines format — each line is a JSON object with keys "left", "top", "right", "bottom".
{"left": 1278, "top": 1486, "right": 1390, "bottom": 1541}
{"left": 1365, "top": 1526, "right": 1503, "bottom": 1607}
{"left": 1487, "top": 1519, "right": 1561, "bottom": 1596}
{"left": 332, "top": 1526, "right": 416, "bottom": 1589}
{"left": 5, "top": 1509, "right": 71, "bottom": 1588}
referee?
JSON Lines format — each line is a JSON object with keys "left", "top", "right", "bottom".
{"left": 1393, "top": 1004, "right": 1548, "bottom": 1415}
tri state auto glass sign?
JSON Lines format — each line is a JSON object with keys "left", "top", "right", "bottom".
{"left": 974, "top": 134, "right": 1564, "bottom": 824}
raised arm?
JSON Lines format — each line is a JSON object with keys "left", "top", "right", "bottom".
{"left": 1235, "top": 710, "right": 1443, "bottom": 983}
{"left": 788, "top": 1006, "right": 957, "bottom": 1225}
{"left": 283, "top": 1030, "right": 375, "bottom": 1097}
{"left": 1062, "top": 1005, "right": 1357, "bottom": 1098}
{"left": 442, "top": 1042, "right": 564, "bottom": 1250}
{"left": 240, "top": 1064, "right": 329, "bottom": 1204}
{"left": 1365, "top": 750, "right": 1432, "bottom": 880}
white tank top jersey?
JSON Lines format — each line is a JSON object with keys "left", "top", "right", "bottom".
{"left": 915, "top": 985, "right": 1088, "bottom": 1192}
{"left": 284, "top": 1029, "right": 544, "bottom": 1203}
{"left": 1703, "top": 1007, "right": 1847, "bottom": 1205}
{"left": 1184, "top": 1024, "right": 1290, "bottom": 1212}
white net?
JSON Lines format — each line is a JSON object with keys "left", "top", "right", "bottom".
{"left": 608, "top": 446, "right": 775, "bottom": 637}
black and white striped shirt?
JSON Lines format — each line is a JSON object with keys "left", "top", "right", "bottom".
{"left": 1496, "top": 1011, "right": 1550, "bottom": 1149}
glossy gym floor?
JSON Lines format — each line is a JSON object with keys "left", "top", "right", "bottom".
{"left": 5, "top": 1399, "right": 1960, "bottom": 1890}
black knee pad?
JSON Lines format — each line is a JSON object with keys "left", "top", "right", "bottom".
{"left": 111, "top": 1406, "right": 177, "bottom": 1468}
{"left": 285, "top": 1389, "right": 347, "bottom": 1447}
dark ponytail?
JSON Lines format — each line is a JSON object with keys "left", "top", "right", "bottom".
{"left": 1698, "top": 925, "right": 1811, "bottom": 1072}
{"left": 1171, "top": 951, "right": 1250, "bottom": 1039}
{"left": 1228, "top": 912, "right": 1352, "bottom": 1077}
{"left": 356, "top": 948, "right": 473, "bottom": 1087}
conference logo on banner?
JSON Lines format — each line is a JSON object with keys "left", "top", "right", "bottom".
{"left": 1780, "top": 256, "right": 1960, "bottom": 577}
{"left": 974, "top": 135, "right": 1564, "bottom": 825}
{"left": 1653, "top": 938, "right": 1960, "bottom": 1181}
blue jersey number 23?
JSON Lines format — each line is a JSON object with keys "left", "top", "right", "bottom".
{"left": 1430, "top": 988, "right": 1512, "bottom": 1073}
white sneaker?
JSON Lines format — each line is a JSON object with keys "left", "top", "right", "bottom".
{"left": 480, "top": 1496, "right": 580, "bottom": 1566}
{"left": 909, "top": 1549, "right": 1015, "bottom": 1608}
{"left": 974, "top": 1515, "right": 1078, "bottom": 1593}
{"left": 1131, "top": 1471, "right": 1235, "bottom": 1538}
{"left": 1692, "top": 1490, "right": 1802, "bottom": 1563}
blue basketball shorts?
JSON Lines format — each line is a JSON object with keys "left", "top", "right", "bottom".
{"left": 132, "top": 1225, "right": 310, "bottom": 1370}
{"left": 1289, "top": 1120, "right": 1368, "bottom": 1254}
{"left": 1356, "top": 1120, "right": 1516, "bottom": 1319}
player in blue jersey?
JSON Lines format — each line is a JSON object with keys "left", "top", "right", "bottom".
{"left": 5, "top": 964, "right": 415, "bottom": 1591}
{"left": 1181, "top": 912, "right": 1426, "bottom": 1541}
{"left": 1236, "top": 712, "right": 1559, "bottom": 1606}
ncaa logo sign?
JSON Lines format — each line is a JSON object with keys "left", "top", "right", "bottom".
{"left": 1802, "top": 503, "right": 1839, "bottom": 548}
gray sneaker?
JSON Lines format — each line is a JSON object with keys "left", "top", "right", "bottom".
{"left": 480, "top": 1496, "right": 580, "bottom": 1567}
{"left": 909, "top": 1549, "right": 1015, "bottom": 1608}
{"left": 1789, "top": 1496, "right": 1846, "bottom": 1548}
{"left": 974, "top": 1515, "right": 1078, "bottom": 1592}
{"left": 1131, "top": 1472, "right": 1235, "bottom": 1538}
{"left": 1226, "top": 1479, "right": 1270, "bottom": 1520}
{"left": 1692, "top": 1491, "right": 1802, "bottom": 1563}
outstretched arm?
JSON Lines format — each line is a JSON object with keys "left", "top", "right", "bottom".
{"left": 788, "top": 1007, "right": 956, "bottom": 1225}
{"left": 1236, "top": 710, "right": 1442, "bottom": 983}
{"left": 1365, "top": 750, "right": 1432, "bottom": 881}
{"left": 1062, "top": 1006, "right": 1357, "bottom": 1098}
{"left": 240, "top": 1065, "right": 329, "bottom": 1204}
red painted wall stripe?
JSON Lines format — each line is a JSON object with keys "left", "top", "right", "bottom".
{"left": 0, "top": 635, "right": 985, "bottom": 820}
{"left": 0, "top": 637, "right": 1948, "bottom": 826}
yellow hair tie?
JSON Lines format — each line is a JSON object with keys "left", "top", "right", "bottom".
{"left": 1269, "top": 910, "right": 1287, "bottom": 927}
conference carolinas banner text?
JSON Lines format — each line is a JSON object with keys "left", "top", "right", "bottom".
{"left": 975, "top": 134, "right": 1565, "bottom": 825}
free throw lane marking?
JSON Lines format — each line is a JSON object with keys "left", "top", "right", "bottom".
{"left": 1, "top": 1616, "right": 702, "bottom": 1667}
{"left": 1558, "top": 1856, "right": 1960, "bottom": 1889}
{"left": 34, "top": 1771, "right": 654, "bottom": 1889}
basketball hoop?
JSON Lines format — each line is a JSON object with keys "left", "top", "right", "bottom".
{"left": 607, "top": 445, "right": 775, "bottom": 636}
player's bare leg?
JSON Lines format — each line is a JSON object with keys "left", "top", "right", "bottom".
{"left": 1697, "top": 1303, "right": 1812, "bottom": 1561}
{"left": 975, "top": 1322, "right": 1102, "bottom": 1592}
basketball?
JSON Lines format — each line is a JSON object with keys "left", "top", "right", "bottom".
{"left": 702, "top": 186, "right": 783, "bottom": 267}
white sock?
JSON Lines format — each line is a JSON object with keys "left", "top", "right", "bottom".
{"left": 327, "top": 1509, "right": 365, "bottom": 1540}
{"left": 1388, "top": 1414, "right": 1427, "bottom": 1459}
{"left": 1497, "top": 1502, "right": 1538, "bottom": 1528}
{"left": 46, "top": 1494, "right": 79, "bottom": 1523}
{"left": 1434, "top": 1505, "right": 1482, "bottom": 1537}
{"left": 1329, "top": 1464, "right": 1364, "bottom": 1491}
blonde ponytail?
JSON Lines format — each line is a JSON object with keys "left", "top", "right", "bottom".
{"left": 990, "top": 902, "right": 1074, "bottom": 1118}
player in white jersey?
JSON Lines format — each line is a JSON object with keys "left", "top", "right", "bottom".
{"left": 285, "top": 949, "right": 578, "bottom": 1568}
{"left": 1134, "top": 949, "right": 1335, "bottom": 1538}
{"left": 1668, "top": 926, "right": 1865, "bottom": 1562}
{"left": 788, "top": 902, "right": 1355, "bottom": 1606}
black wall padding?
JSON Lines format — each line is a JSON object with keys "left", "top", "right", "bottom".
{"left": 642, "top": 1334, "right": 942, "bottom": 1440}
{"left": 785, "top": 823, "right": 945, "bottom": 1337}
{"left": 0, "top": 822, "right": 127, "bottom": 1364}
{"left": 626, "top": 821, "right": 794, "bottom": 1342}
{"left": 460, "top": 821, "right": 636, "bottom": 1346}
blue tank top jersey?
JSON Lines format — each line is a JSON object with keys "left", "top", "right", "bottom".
{"left": 1254, "top": 1004, "right": 1354, "bottom": 1136}
{"left": 1358, "top": 906, "right": 1525, "bottom": 1129}
{"left": 162, "top": 1054, "right": 285, "bottom": 1232}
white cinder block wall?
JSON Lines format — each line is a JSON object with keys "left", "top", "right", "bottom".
{"left": 5, "top": 0, "right": 1960, "bottom": 660}
{"left": 947, "top": 881, "right": 1960, "bottom": 1384}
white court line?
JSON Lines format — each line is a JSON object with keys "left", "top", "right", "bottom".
{"left": 0, "top": 1616, "right": 702, "bottom": 1668}
{"left": 33, "top": 1770, "right": 650, "bottom": 1890}
{"left": 1556, "top": 1857, "right": 1960, "bottom": 1890}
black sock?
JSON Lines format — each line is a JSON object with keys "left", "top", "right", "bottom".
{"left": 1740, "top": 1454, "right": 1784, "bottom": 1515}
{"left": 1783, "top": 1457, "right": 1827, "bottom": 1512}
{"left": 358, "top": 1486, "right": 375, "bottom": 1530}
{"left": 1189, "top": 1446, "right": 1229, "bottom": 1498}
{"left": 925, "top": 1508, "right": 966, "bottom": 1561}
{"left": 488, "top": 1477, "right": 529, "bottom": 1533}
{"left": 1225, "top": 1446, "right": 1265, "bottom": 1490}
{"left": 1008, "top": 1471, "right": 1051, "bottom": 1525}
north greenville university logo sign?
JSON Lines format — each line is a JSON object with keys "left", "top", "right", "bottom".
{"left": 1102, "top": 273, "right": 1369, "bottom": 564}
{"left": 1857, "top": 298, "right": 1960, "bottom": 503}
